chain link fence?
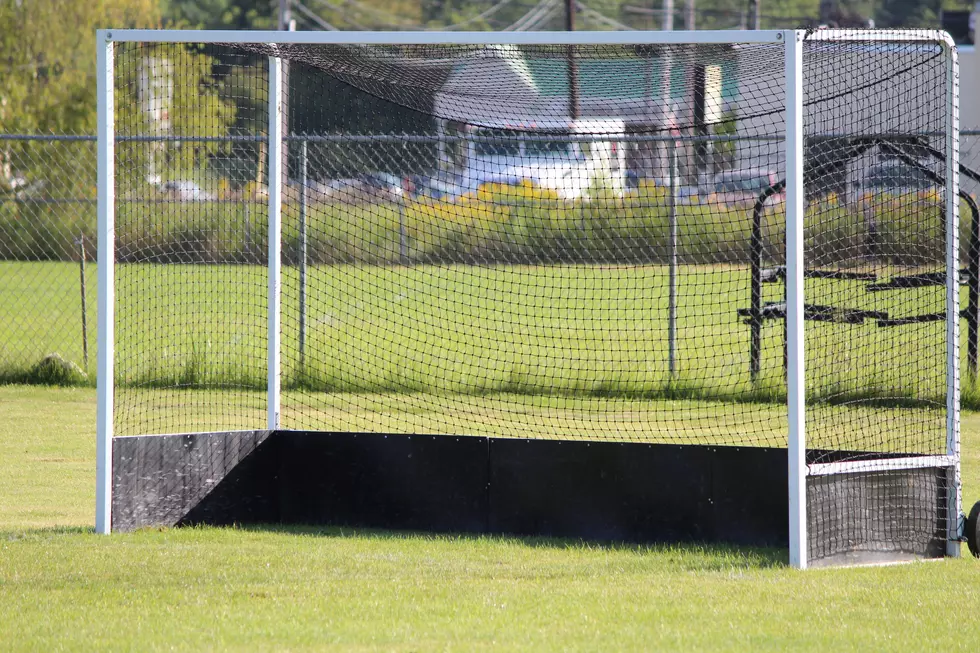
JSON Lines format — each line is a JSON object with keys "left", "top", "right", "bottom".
{"left": 1, "top": 135, "right": 98, "bottom": 383}
{"left": 3, "top": 130, "right": 980, "bottom": 384}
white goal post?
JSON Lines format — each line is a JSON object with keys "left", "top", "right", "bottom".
{"left": 94, "top": 28, "right": 962, "bottom": 570}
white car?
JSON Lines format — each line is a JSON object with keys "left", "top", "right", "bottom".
{"left": 709, "top": 169, "right": 782, "bottom": 206}
{"left": 160, "top": 180, "right": 215, "bottom": 201}
{"left": 850, "top": 162, "right": 936, "bottom": 201}
{"left": 453, "top": 119, "right": 629, "bottom": 200}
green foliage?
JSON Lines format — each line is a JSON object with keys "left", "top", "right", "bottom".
{"left": 113, "top": 43, "right": 237, "bottom": 191}
{"left": 0, "top": 0, "right": 159, "bottom": 134}
{"left": 155, "top": 0, "right": 916, "bottom": 34}
{"left": 161, "top": 0, "right": 275, "bottom": 29}
{"left": 25, "top": 353, "right": 87, "bottom": 386}
{"left": 2, "top": 187, "right": 970, "bottom": 267}
{"left": 0, "top": 0, "right": 159, "bottom": 196}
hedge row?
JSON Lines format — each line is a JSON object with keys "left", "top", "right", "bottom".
{"left": 0, "top": 184, "right": 964, "bottom": 268}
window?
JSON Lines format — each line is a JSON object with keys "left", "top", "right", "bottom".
{"left": 525, "top": 132, "right": 572, "bottom": 157}
{"left": 473, "top": 129, "right": 520, "bottom": 156}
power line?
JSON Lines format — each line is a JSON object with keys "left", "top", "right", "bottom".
{"left": 305, "top": 0, "right": 370, "bottom": 29}
{"left": 431, "top": 0, "right": 522, "bottom": 30}
{"left": 503, "top": 0, "right": 552, "bottom": 29}
{"left": 521, "top": 2, "right": 561, "bottom": 29}
{"left": 291, "top": 0, "right": 341, "bottom": 30}
{"left": 504, "top": 0, "right": 559, "bottom": 30}
{"left": 502, "top": 0, "right": 548, "bottom": 29}
{"left": 575, "top": 0, "right": 635, "bottom": 30}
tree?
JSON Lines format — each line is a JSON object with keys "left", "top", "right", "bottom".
{"left": 161, "top": 0, "right": 275, "bottom": 30}
{"left": 0, "top": 0, "right": 237, "bottom": 195}
{"left": 113, "top": 43, "right": 237, "bottom": 190}
{"left": 0, "top": 0, "right": 160, "bottom": 134}
{"left": 0, "top": 0, "right": 159, "bottom": 195}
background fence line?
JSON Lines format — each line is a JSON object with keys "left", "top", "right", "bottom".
{"left": 4, "top": 129, "right": 980, "bottom": 384}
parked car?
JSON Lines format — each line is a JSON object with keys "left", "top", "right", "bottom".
{"left": 159, "top": 180, "right": 215, "bottom": 201}
{"left": 711, "top": 168, "right": 781, "bottom": 206}
{"left": 416, "top": 173, "right": 468, "bottom": 202}
{"left": 450, "top": 119, "right": 629, "bottom": 200}
{"left": 851, "top": 162, "right": 936, "bottom": 198}
{"left": 360, "top": 172, "right": 406, "bottom": 201}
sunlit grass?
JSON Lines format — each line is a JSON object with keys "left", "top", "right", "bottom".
{"left": 1, "top": 385, "right": 980, "bottom": 652}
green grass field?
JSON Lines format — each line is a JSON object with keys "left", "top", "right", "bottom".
{"left": 2, "top": 259, "right": 977, "bottom": 649}
{"left": 2, "top": 384, "right": 980, "bottom": 651}
{"left": 0, "top": 262, "right": 95, "bottom": 380}
{"left": 1, "top": 260, "right": 952, "bottom": 394}
{"left": 1, "top": 260, "right": 965, "bottom": 451}
{"left": 114, "top": 261, "right": 949, "bottom": 398}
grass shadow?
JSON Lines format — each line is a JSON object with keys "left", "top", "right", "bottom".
{"left": 225, "top": 522, "right": 788, "bottom": 569}
{"left": 1, "top": 525, "right": 98, "bottom": 541}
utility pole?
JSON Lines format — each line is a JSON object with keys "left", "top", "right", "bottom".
{"left": 749, "top": 0, "right": 760, "bottom": 29}
{"left": 566, "top": 0, "right": 579, "bottom": 119}
{"left": 277, "top": 0, "right": 292, "bottom": 240}
{"left": 819, "top": 0, "right": 834, "bottom": 25}
{"left": 661, "top": 0, "right": 674, "bottom": 177}
{"left": 684, "top": 0, "right": 695, "bottom": 29}
{"left": 277, "top": 0, "right": 291, "bottom": 139}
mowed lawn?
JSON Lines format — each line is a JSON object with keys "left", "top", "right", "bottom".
{"left": 0, "top": 261, "right": 977, "bottom": 649}
{"left": 2, "top": 385, "right": 980, "bottom": 652}
{"left": 1, "top": 261, "right": 954, "bottom": 401}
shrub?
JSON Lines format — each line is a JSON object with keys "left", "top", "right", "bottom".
{"left": 26, "top": 354, "right": 87, "bottom": 386}
{"left": 3, "top": 184, "right": 970, "bottom": 269}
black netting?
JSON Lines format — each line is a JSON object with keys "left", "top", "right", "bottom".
{"left": 806, "top": 467, "right": 949, "bottom": 565}
{"left": 114, "top": 44, "right": 269, "bottom": 435}
{"left": 0, "top": 136, "right": 96, "bottom": 383}
{"left": 800, "top": 37, "right": 953, "bottom": 563}
{"left": 110, "top": 35, "right": 957, "bottom": 561}
{"left": 274, "top": 41, "right": 789, "bottom": 443}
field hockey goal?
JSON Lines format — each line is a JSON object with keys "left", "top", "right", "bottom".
{"left": 96, "top": 28, "right": 977, "bottom": 567}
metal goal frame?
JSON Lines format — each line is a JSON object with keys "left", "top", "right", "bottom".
{"left": 95, "top": 28, "right": 962, "bottom": 569}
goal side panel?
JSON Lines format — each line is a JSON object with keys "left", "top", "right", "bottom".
{"left": 800, "top": 33, "right": 959, "bottom": 565}
{"left": 110, "top": 43, "right": 272, "bottom": 438}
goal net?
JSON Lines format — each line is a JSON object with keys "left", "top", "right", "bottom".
{"left": 98, "top": 30, "right": 961, "bottom": 568}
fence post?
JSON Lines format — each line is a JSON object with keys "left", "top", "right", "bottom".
{"left": 78, "top": 234, "right": 89, "bottom": 372}
{"left": 299, "top": 139, "right": 308, "bottom": 371}
{"left": 399, "top": 184, "right": 408, "bottom": 265}
{"left": 668, "top": 142, "right": 679, "bottom": 379}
